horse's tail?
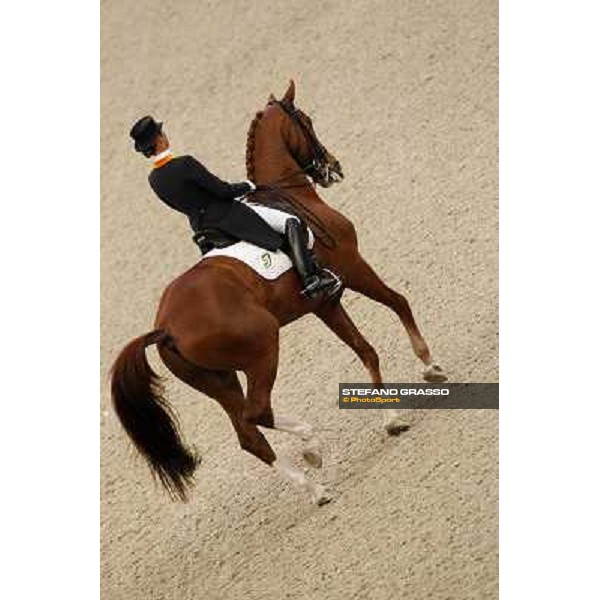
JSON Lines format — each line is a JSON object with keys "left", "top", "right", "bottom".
{"left": 110, "top": 329, "right": 198, "bottom": 501}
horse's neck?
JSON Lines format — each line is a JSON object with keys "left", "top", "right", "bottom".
{"left": 252, "top": 148, "right": 299, "bottom": 186}
{"left": 249, "top": 117, "right": 325, "bottom": 210}
{"left": 251, "top": 119, "right": 307, "bottom": 186}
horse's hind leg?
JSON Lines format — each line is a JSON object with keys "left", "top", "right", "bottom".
{"left": 345, "top": 256, "right": 447, "bottom": 382}
{"left": 241, "top": 332, "right": 331, "bottom": 504}
{"left": 315, "top": 301, "right": 410, "bottom": 436}
{"left": 163, "top": 328, "right": 329, "bottom": 503}
{"left": 236, "top": 317, "right": 321, "bottom": 467}
{"left": 272, "top": 414, "right": 323, "bottom": 469}
{"left": 157, "top": 344, "right": 277, "bottom": 467}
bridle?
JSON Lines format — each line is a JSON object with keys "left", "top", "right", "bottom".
{"left": 274, "top": 100, "right": 329, "bottom": 183}
{"left": 254, "top": 101, "right": 338, "bottom": 249}
{"left": 276, "top": 101, "right": 326, "bottom": 162}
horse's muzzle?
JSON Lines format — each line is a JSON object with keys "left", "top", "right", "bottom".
{"left": 319, "top": 161, "right": 344, "bottom": 187}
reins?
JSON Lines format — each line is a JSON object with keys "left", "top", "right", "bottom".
{"left": 254, "top": 180, "right": 337, "bottom": 250}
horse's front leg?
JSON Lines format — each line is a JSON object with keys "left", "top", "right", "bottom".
{"left": 315, "top": 301, "right": 411, "bottom": 436}
{"left": 344, "top": 256, "right": 447, "bottom": 382}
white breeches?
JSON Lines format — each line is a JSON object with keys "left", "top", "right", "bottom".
{"left": 239, "top": 200, "right": 315, "bottom": 247}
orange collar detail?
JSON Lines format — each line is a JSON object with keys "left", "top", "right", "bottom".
{"left": 153, "top": 154, "right": 174, "bottom": 169}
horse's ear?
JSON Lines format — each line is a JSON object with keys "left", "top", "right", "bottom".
{"left": 282, "top": 79, "right": 296, "bottom": 104}
{"left": 267, "top": 92, "right": 276, "bottom": 104}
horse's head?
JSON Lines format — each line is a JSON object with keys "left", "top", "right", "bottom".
{"left": 269, "top": 80, "right": 344, "bottom": 188}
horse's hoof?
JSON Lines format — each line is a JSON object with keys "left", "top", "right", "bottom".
{"left": 302, "top": 440, "right": 323, "bottom": 469}
{"left": 312, "top": 485, "right": 333, "bottom": 506}
{"left": 423, "top": 363, "right": 448, "bottom": 383}
{"left": 317, "top": 494, "right": 333, "bottom": 506}
{"left": 385, "top": 416, "right": 411, "bottom": 436}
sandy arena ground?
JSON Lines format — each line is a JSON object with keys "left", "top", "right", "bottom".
{"left": 101, "top": 1, "right": 498, "bottom": 598}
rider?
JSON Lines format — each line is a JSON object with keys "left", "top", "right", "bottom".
{"left": 129, "top": 115, "right": 341, "bottom": 299}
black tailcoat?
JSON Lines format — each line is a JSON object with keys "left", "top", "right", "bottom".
{"left": 148, "top": 155, "right": 284, "bottom": 251}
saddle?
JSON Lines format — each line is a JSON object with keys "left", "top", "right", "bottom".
{"left": 256, "top": 194, "right": 299, "bottom": 218}
{"left": 192, "top": 228, "right": 237, "bottom": 254}
{"left": 192, "top": 194, "right": 306, "bottom": 256}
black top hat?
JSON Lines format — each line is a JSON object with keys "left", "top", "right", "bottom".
{"left": 130, "top": 115, "right": 163, "bottom": 153}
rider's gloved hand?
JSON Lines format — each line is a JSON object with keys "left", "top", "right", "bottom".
{"left": 236, "top": 180, "right": 273, "bottom": 199}
{"left": 234, "top": 180, "right": 257, "bottom": 202}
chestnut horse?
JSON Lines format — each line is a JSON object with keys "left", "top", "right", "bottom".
{"left": 111, "top": 80, "right": 446, "bottom": 504}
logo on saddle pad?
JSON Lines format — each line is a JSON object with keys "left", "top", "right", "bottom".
{"left": 260, "top": 252, "right": 273, "bottom": 269}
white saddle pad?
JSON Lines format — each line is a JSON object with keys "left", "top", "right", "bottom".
{"left": 201, "top": 242, "right": 293, "bottom": 280}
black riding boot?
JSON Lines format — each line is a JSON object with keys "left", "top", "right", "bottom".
{"left": 284, "top": 219, "right": 342, "bottom": 299}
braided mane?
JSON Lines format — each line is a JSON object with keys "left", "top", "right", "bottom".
{"left": 245, "top": 110, "right": 264, "bottom": 180}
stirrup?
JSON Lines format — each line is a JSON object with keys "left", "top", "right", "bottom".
{"left": 321, "top": 268, "right": 344, "bottom": 298}
{"left": 301, "top": 269, "right": 343, "bottom": 300}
